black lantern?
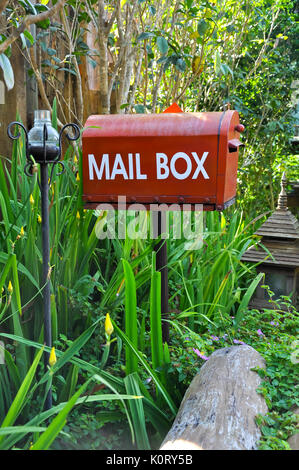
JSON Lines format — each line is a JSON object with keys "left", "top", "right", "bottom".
{"left": 7, "top": 111, "right": 80, "bottom": 410}
{"left": 242, "top": 173, "right": 299, "bottom": 309}
{"left": 27, "top": 110, "right": 60, "bottom": 162}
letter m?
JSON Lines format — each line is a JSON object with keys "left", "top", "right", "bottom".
{"left": 88, "top": 154, "right": 110, "bottom": 180}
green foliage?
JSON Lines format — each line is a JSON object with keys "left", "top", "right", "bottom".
{"left": 0, "top": 327, "right": 145, "bottom": 450}
{"left": 0, "top": 345, "right": 44, "bottom": 445}
{"left": 236, "top": 299, "right": 298, "bottom": 449}
{"left": 0, "top": 116, "right": 98, "bottom": 341}
{"left": 1, "top": 171, "right": 298, "bottom": 449}
{"left": 124, "top": 373, "right": 150, "bottom": 450}
{"left": 30, "top": 378, "right": 91, "bottom": 451}
{"left": 0, "top": 0, "right": 298, "bottom": 451}
{"left": 166, "top": 294, "right": 299, "bottom": 451}
{"left": 168, "top": 210, "right": 262, "bottom": 331}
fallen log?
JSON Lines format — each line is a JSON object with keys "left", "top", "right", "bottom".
{"left": 160, "top": 345, "right": 268, "bottom": 450}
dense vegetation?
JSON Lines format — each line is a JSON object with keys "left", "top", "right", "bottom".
{"left": 0, "top": 0, "right": 298, "bottom": 450}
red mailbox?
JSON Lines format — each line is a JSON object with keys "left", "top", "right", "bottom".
{"left": 82, "top": 110, "right": 244, "bottom": 210}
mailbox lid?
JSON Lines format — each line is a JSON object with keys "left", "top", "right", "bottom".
{"left": 83, "top": 112, "right": 227, "bottom": 138}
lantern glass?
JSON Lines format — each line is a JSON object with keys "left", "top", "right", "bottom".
{"left": 28, "top": 110, "right": 60, "bottom": 162}
{"left": 264, "top": 271, "right": 287, "bottom": 300}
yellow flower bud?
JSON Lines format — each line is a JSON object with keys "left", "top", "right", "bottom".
{"left": 74, "top": 155, "right": 78, "bottom": 164}
{"left": 8, "top": 281, "right": 13, "bottom": 294}
{"left": 37, "top": 215, "right": 42, "bottom": 224}
{"left": 105, "top": 313, "right": 114, "bottom": 337}
{"left": 76, "top": 173, "right": 80, "bottom": 181}
{"left": 49, "top": 347, "right": 57, "bottom": 367}
{"left": 20, "top": 226, "right": 25, "bottom": 237}
{"left": 29, "top": 194, "right": 34, "bottom": 205}
{"left": 76, "top": 211, "right": 80, "bottom": 220}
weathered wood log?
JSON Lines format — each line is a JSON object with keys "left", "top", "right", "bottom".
{"left": 287, "top": 408, "right": 299, "bottom": 450}
{"left": 160, "top": 345, "right": 268, "bottom": 450}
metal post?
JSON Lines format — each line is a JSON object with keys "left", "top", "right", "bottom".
{"left": 154, "top": 210, "right": 170, "bottom": 344}
{"left": 7, "top": 118, "right": 80, "bottom": 413}
{"left": 40, "top": 163, "right": 52, "bottom": 410}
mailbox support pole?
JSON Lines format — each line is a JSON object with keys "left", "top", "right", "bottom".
{"left": 154, "top": 211, "right": 170, "bottom": 344}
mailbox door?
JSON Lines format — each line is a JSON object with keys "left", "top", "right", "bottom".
{"left": 217, "top": 110, "right": 242, "bottom": 209}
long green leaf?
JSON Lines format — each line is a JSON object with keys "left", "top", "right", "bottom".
{"left": 122, "top": 259, "right": 138, "bottom": 375}
{"left": 0, "top": 393, "right": 142, "bottom": 450}
{"left": 0, "top": 159, "right": 13, "bottom": 220}
{"left": 0, "top": 255, "right": 14, "bottom": 294}
{"left": 112, "top": 319, "right": 177, "bottom": 416}
{"left": 30, "top": 379, "right": 91, "bottom": 450}
{"left": 0, "top": 346, "right": 44, "bottom": 441}
{"left": 38, "top": 317, "right": 102, "bottom": 386}
{"left": 0, "top": 426, "right": 47, "bottom": 436}
{"left": 3, "top": 349, "right": 21, "bottom": 391}
{"left": 234, "top": 272, "right": 264, "bottom": 329}
{"left": 206, "top": 271, "right": 230, "bottom": 318}
{"left": 150, "top": 253, "right": 163, "bottom": 374}
{"left": 0, "top": 253, "right": 39, "bottom": 290}
{"left": 124, "top": 373, "right": 150, "bottom": 450}
{"left": 0, "top": 332, "right": 124, "bottom": 390}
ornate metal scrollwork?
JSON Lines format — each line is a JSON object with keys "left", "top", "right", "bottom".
{"left": 7, "top": 120, "right": 80, "bottom": 184}
{"left": 7, "top": 121, "right": 33, "bottom": 174}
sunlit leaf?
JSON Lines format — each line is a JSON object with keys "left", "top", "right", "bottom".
{"left": 156, "top": 36, "right": 168, "bottom": 55}
{"left": 214, "top": 50, "right": 221, "bottom": 75}
{"left": 0, "top": 54, "right": 14, "bottom": 90}
{"left": 197, "top": 19, "right": 209, "bottom": 36}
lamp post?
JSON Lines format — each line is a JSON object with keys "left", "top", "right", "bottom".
{"left": 7, "top": 110, "right": 80, "bottom": 410}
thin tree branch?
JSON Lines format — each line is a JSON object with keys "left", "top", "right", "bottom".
{"left": 28, "top": 46, "right": 64, "bottom": 128}
{"left": 60, "top": 6, "right": 83, "bottom": 125}
{"left": 0, "top": 0, "right": 67, "bottom": 54}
